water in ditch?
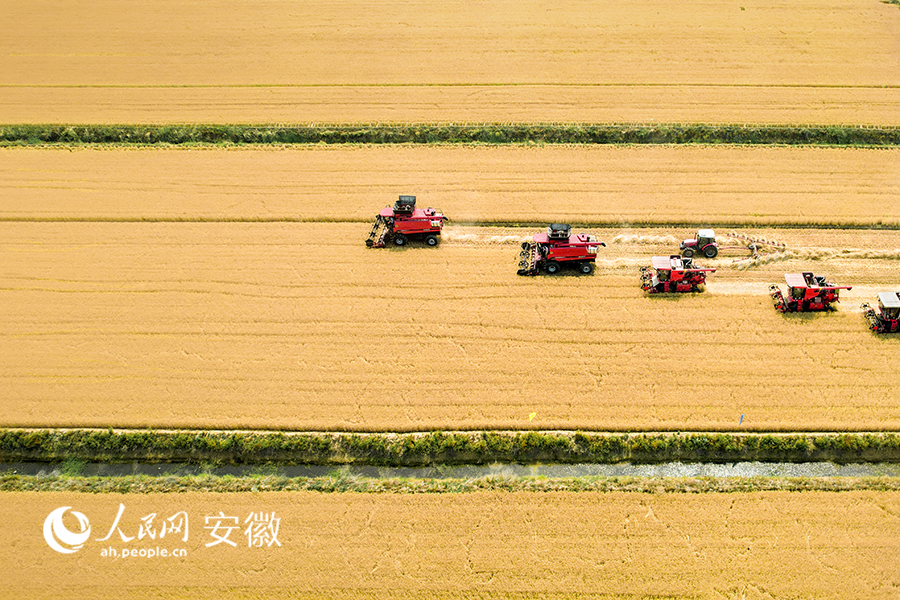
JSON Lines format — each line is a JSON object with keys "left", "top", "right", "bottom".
{"left": 4, "top": 461, "right": 900, "bottom": 479}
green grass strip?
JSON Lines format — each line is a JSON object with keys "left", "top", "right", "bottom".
{"left": 2, "top": 473, "right": 899, "bottom": 494}
{"left": 2, "top": 123, "right": 900, "bottom": 146}
{"left": 3, "top": 430, "right": 900, "bottom": 467}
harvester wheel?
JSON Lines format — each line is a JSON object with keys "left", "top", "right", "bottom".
{"left": 425, "top": 235, "right": 439, "bottom": 247}
{"left": 579, "top": 263, "right": 594, "bottom": 275}
{"left": 704, "top": 246, "right": 718, "bottom": 258}
{"left": 545, "top": 261, "right": 560, "bottom": 274}
{"left": 393, "top": 234, "right": 407, "bottom": 246}
{"left": 682, "top": 248, "right": 694, "bottom": 258}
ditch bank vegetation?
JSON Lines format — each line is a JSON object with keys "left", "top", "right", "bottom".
{"left": 3, "top": 430, "right": 900, "bottom": 467}
{"left": 2, "top": 123, "right": 900, "bottom": 146}
{"left": 3, "top": 473, "right": 900, "bottom": 494}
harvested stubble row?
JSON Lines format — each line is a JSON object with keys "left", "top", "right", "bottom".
{"left": 2, "top": 491, "right": 899, "bottom": 599}
{"left": 2, "top": 0, "right": 900, "bottom": 124}
{"left": 2, "top": 221, "right": 898, "bottom": 432}
{"left": 2, "top": 146, "right": 899, "bottom": 227}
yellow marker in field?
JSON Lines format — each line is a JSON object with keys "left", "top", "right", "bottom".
{"left": 528, "top": 412, "right": 536, "bottom": 421}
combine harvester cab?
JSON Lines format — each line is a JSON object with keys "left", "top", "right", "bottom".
{"left": 769, "top": 272, "right": 851, "bottom": 313}
{"left": 862, "top": 291, "right": 900, "bottom": 333}
{"left": 640, "top": 255, "right": 715, "bottom": 293}
{"left": 517, "top": 223, "right": 605, "bottom": 276}
{"left": 365, "top": 195, "right": 447, "bottom": 248}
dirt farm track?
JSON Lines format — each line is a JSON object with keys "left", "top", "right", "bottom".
{"left": 2, "top": 146, "right": 899, "bottom": 432}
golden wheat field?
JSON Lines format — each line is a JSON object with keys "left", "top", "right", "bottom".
{"left": 3, "top": 214, "right": 899, "bottom": 431}
{"left": 5, "top": 0, "right": 900, "bottom": 596}
{"left": 4, "top": 490, "right": 899, "bottom": 599}
{"left": 2, "top": 146, "right": 899, "bottom": 431}
{"left": 3, "top": 146, "right": 899, "bottom": 226}
{"left": 3, "top": 0, "right": 900, "bottom": 124}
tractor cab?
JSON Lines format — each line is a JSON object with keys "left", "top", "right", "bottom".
{"left": 393, "top": 195, "right": 417, "bottom": 214}
{"left": 697, "top": 229, "right": 715, "bottom": 248}
{"left": 878, "top": 292, "right": 900, "bottom": 320}
{"left": 681, "top": 229, "right": 718, "bottom": 258}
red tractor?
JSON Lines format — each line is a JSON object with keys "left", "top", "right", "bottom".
{"left": 365, "top": 195, "right": 447, "bottom": 248}
{"left": 640, "top": 255, "right": 715, "bottom": 293}
{"left": 862, "top": 292, "right": 900, "bottom": 333}
{"left": 680, "top": 229, "right": 720, "bottom": 258}
{"left": 517, "top": 224, "right": 605, "bottom": 275}
{"left": 680, "top": 229, "right": 763, "bottom": 258}
{"left": 769, "top": 273, "right": 851, "bottom": 312}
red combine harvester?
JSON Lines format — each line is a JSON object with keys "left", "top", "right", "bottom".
{"left": 769, "top": 273, "right": 851, "bottom": 312}
{"left": 365, "top": 195, "right": 447, "bottom": 248}
{"left": 640, "top": 255, "right": 715, "bottom": 293}
{"left": 517, "top": 224, "right": 605, "bottom": 275}
{"left": 862, "top": 291, "right": 900, "bottom": 333}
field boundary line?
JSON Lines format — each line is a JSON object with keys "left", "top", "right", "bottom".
{"left": 3, "top": 82, "right": 900, "bottom": 90}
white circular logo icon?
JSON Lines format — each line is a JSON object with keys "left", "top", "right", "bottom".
{"left": 44, "top": 507, "right": 91, "bottom": 554}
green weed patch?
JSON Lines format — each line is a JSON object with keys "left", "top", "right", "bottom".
{"left": 2, "top": 472, "right": 899, "bottom": 494}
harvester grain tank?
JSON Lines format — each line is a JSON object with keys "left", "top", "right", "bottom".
{"left": 640, "top": 255, "right": 715, "bottom": 293}
{"left": 517, "top": 224, "right": 605, "bottom": 275}
{"left": 365, "top": 195, "right": 447, "bottom": 248}
{"left": 769, "top": 273, "right": 851, "bottom": 312}
{"left": 862, "top": 291, "right": 900, "bottom": 333}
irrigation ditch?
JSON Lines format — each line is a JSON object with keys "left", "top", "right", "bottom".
{"left": 4, "top": 429, "right": 900, "bottom": 493}
{"left": 4, "top": 429, "right": 900, "bottom": 466}
{"left": 3, "top": 123, "right": 900, "bottom": 146}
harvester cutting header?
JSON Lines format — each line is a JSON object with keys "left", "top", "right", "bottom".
{"left": 365, "top": 195, "right": 447, "bottom": 248}
{"left": 517, "top": 224, "right": 605, "bottom": 275}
